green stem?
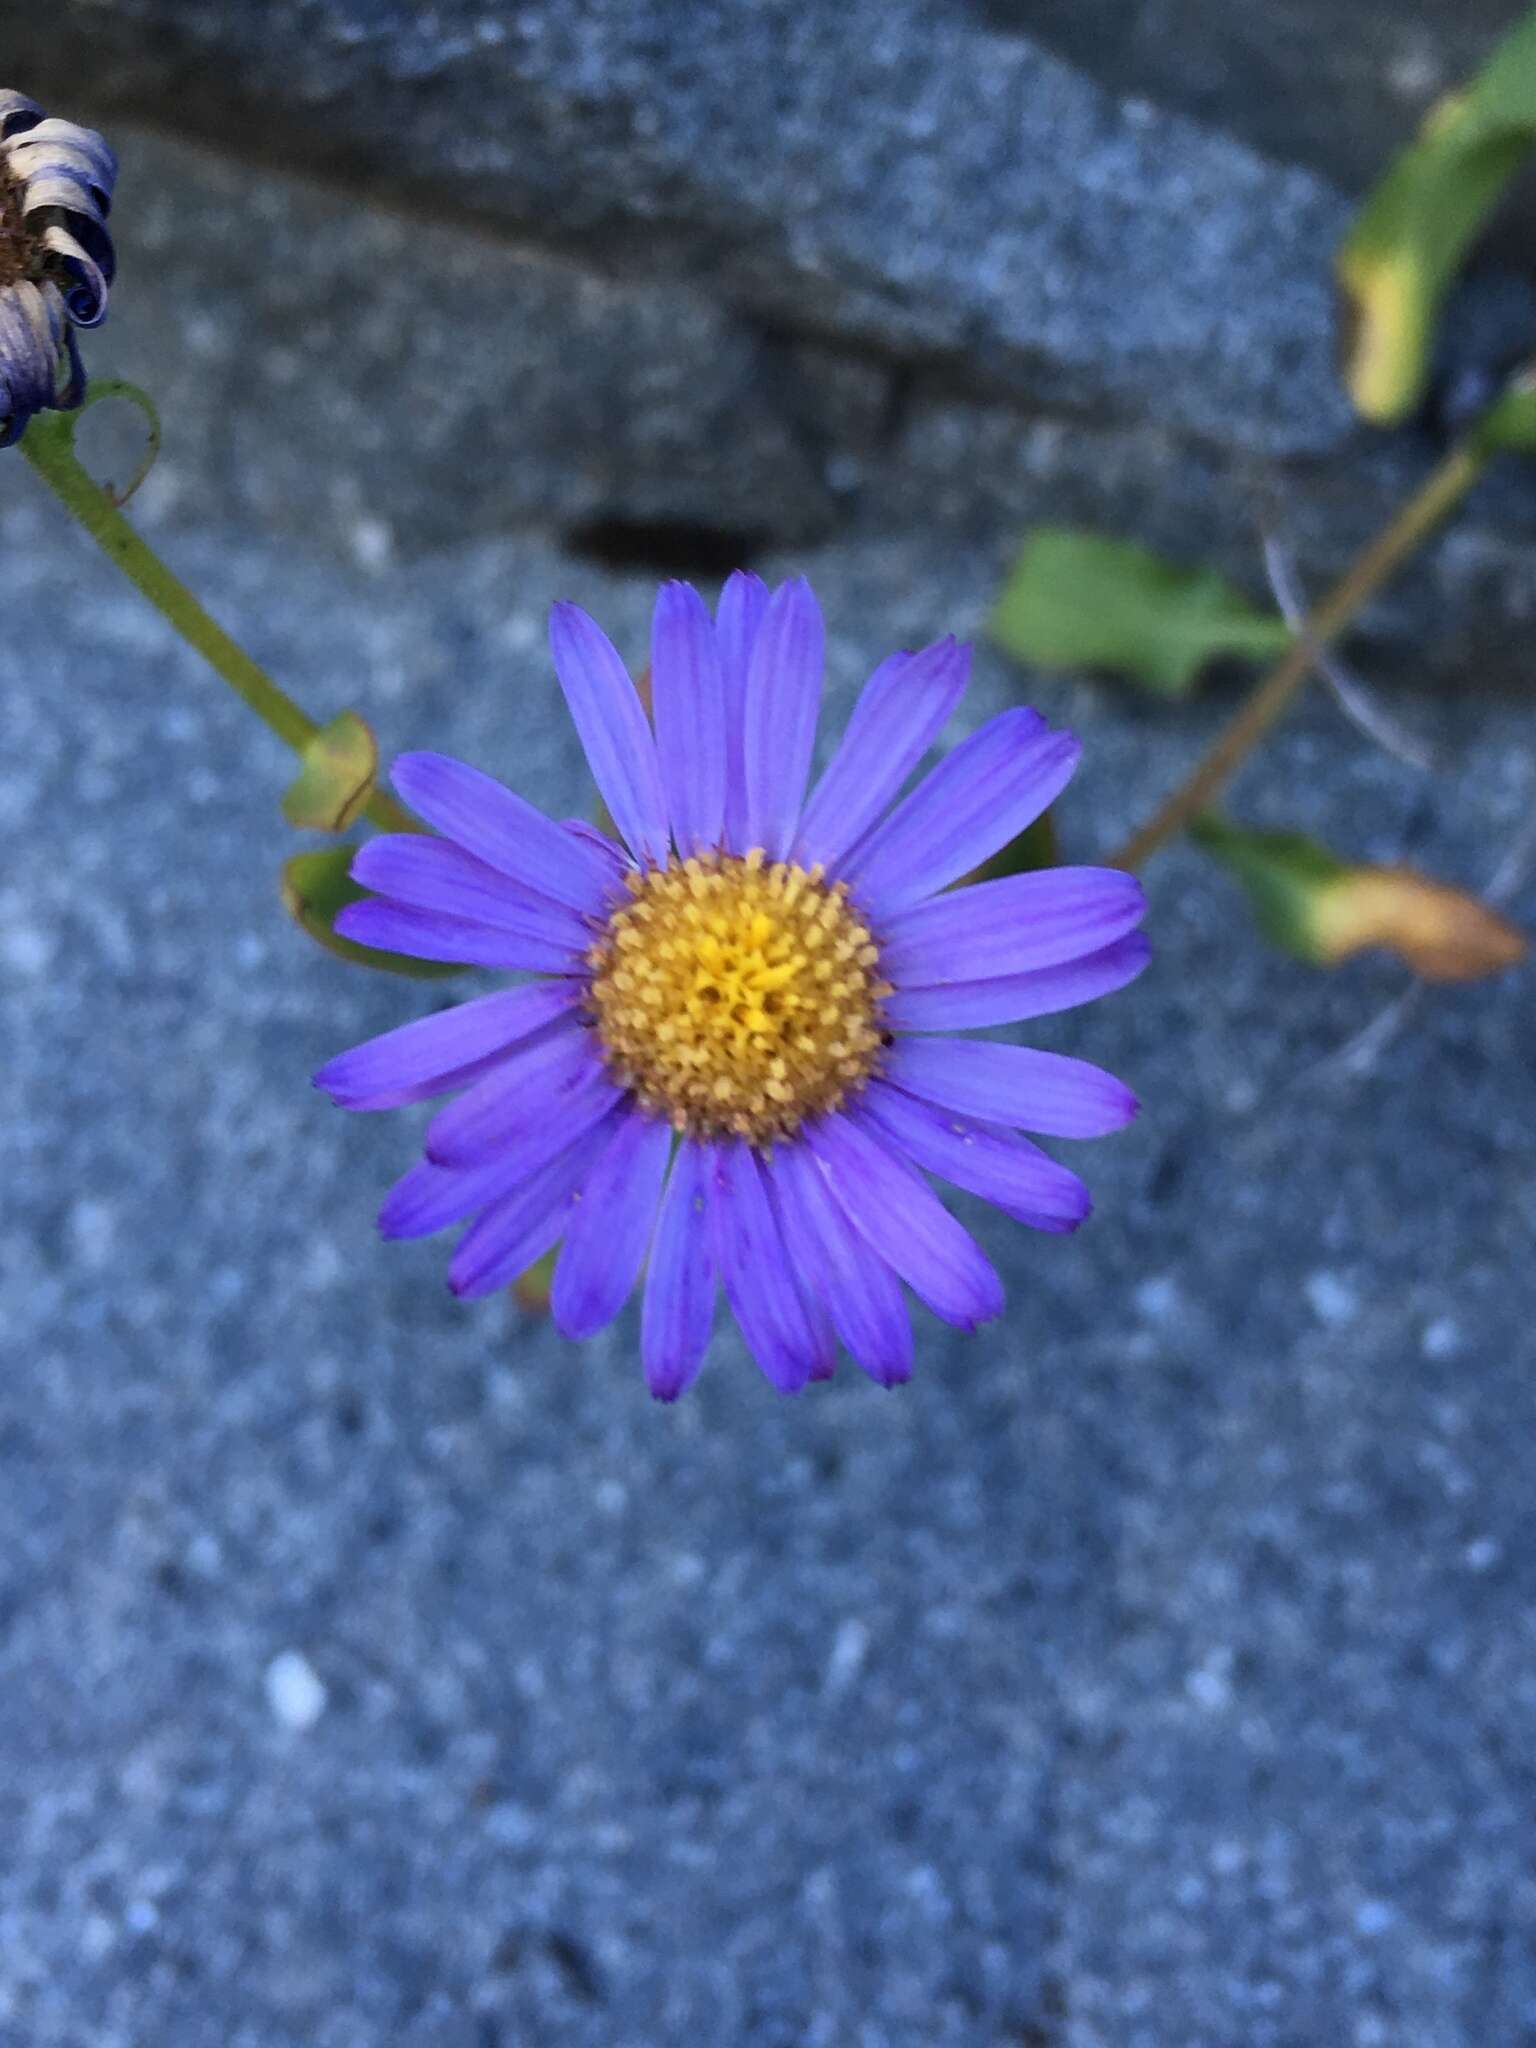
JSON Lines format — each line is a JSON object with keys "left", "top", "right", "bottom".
{"left": 19, "top": 406, "right": 415, "bottom": 836}
{"left": 1108, "top": 438, "right": 1490, "bottom": 872}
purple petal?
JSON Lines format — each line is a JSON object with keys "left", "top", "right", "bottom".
{"left": 651, "top": 582, "right": 726, "bottom": 856}
{"left": 389, "top": 752, "right": 613, "bottom": 913}
{"left": 380, "top": 1154, "right": 541, "bottom": 1240}
{"left": 716, "top": 570, "right": 769, "bottom": 853}
{"left": 551, "top": 1108, "right": 672, "bottom": 1340}
{"left": 884, "top": 933, "right": 1151, "bottom": 1032}
{"left": 741, "top": 578, "right": 824, "bottom": 860}
{"left": 447, "top": 1114, "right": 623, "bottom": 1300}
{"left": 315, "top": 982, "right": 581, "bottom": 1110}
{"left": 641, "top": 1140, "right": 718, "bottom": 1401}
{"left": 333, "top": 900, "right": 580, "bottom": 975}
{"left": 768, "top": 1144, "right": 913, "bottom": 1386}
{"left": 804, "top": 1112, "right": 1004, "bottom": 1331}
{"left": 880, "top": 868, "right": 1145, "bottom": 986}
{"left": 424, "top": 1023, "right": 621, "bottom": 1167}
{"left": 707, "top": 1141, "right": 824, "bottom": 1392}
{"left": 856, "top": 1083, "right": 1091, "bottom": 1232}
{"left": 351, "top": 837, "right": 594, "bottom": 955}
{"left": 794, "top": 638, "right": 970, "bottom": 873}
{"left": 561, "top": 818, "right": 630, "bottom": 879}
{"left": 841, "top": 712, "right": 1080, "bottom": 918}
{"left": 549, "top": 603, "right": 670, "bottom": 867}
{"left": 883, "top": 1037, "right": 1138, "bottom": 1139}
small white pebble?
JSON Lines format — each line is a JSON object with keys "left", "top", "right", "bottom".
{"left": 823, "top": 1617, "right": 870, "bottom": 1699}
{"left": 1305, "top": 1270, "right": 1358, "bottom": 1328}
{"left": 265, "top": 1649, "right": 327, "bottom": 1731}
{"left": 1185, "top": 1648, "right": 1234, "bottom": 1713}
{"left": 1421, "top": 1316, "right": 1462, "bottom": 1362}
{"left": 67, "top": 1197, "right": 117, "bottom": 1270}
{"left": 350, "top": 516, "right": 394, "bottom": 573}
{"left": 0, "top": 919, "right": 55, "bottom": 977}
{"left": 1134, "top": 1275, "right": 1180, "bottom": 1323}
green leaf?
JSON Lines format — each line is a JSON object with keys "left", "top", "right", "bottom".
{"left": 989, "top": 528, "right": 1288, "bottom": 697}
{"left": 1474, "top": 360, "right": 1536, "bottom": 453}
{"left": 1336, "top": 7, "right": 1536, "bottom": 425}
{"left": 1189, "top": 814, "right": 1344, "bottom": 962}
{"left": 281, "top": 711, "right": 380, "bottom": 833}
{"left": 281, "top": 846, "right": 464, "bottom": 979}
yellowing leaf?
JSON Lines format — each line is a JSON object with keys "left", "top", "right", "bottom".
{"left": 1312, "top": 866, "right": 1527, "bottom": 982}
{"left": 281, "top": 710, "right": 379, "bottom": 833}
{"left": 989, "top": 528, "right": 1288, "bottom": 697}
{"left": 1191, "top": 814, "right": 1526, "bottom": 981}
{"left": 1336, "top": 8, "right": 1536, "bottom": 425}
{"left": 281, "top": 847, "right": 464, "bottom": 979}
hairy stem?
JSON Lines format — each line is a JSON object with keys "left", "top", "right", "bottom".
{"left": 19, "top": 405, "right": 415, "bottom": 836}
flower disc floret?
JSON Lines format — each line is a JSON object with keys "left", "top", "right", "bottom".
{"left": 586, "top": 848, "right": 889, "bottom": 1142}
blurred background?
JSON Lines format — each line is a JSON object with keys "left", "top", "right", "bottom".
{"left": 4, "top": 3, "right": 1535, "bottom": 2043}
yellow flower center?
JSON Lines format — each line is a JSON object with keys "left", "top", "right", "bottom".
{"left": 586, "top": 850, "right": 889, "bottom": 1143}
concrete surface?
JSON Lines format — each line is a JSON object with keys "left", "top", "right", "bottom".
{"left": 3, "top": 18, "right": 1536, "bottom": 2047}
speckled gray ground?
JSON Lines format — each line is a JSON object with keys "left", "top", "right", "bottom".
{"left": 4, "top": 39, "right": 1536, "bottom": 2048}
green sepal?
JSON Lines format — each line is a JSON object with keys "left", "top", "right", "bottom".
{"left": 968, "top": 807, "right": 1059, "bottom": 886}
{"left": 1336, "top": 7, "right": 1536, "bottom": 425}
{"left": 281, "top": 846, "right": 464, "bottom": 979}
{"left": 513, "top": 1247, "right": 557, "bottom": 1313}
{"left": 989, "top": 527, "right": 1288, "bottom": 696}
{"left": 281, "top": 710, "right": 380, "bottom": 833}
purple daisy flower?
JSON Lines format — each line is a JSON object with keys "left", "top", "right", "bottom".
{"left": 0, "top": 91, "right": 116, "bottom": 446}
{"left": 315, "top": 576, "right": 1147, "bottom": 1398}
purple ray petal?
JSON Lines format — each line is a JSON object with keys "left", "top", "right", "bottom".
{"left": 841, "top": 711, "right": 1080, "bottom": 918}
{"left": 856, "top": 1083, "right": 1091, "bottom": 1232}
{"left": 716, "top": 570, "right": 769, "bottom": 854}
{"left": 380, "top": 1155, "right": 533, "bottom": 1241}
{"left": 424, "top": 1022, "right": 620, "bottom": 1168}
{"left": 317, "top": 983, "right": 580, "bottom": 1104}
{"left": 333, "top": 900, "right": 580, "bottom": 976}
{"left": 651, "top": 581, "right": 726, "bottom": 856}
{"left": 879, "top": 868, "right": 1145, "bottom": 986}
{"left": 551, "top": 1108, "right": 672, "bottom": 1341}
{"left": 794, "top": 638, "right": 971, "bottom": 874}
{"left": 561, "top": 818, "right": 631, "bottom": 880}
{"left": 884, "top": 933, "right": 1151, "bottom": 1032}
{"left": 741, "top": 577, "right": 824, "bottom": 860}
{"left": 389, "top": 752, "right": 614, "bottom": 912}
{"left": 315, "top": 981, "right": 581, "bottom": 1110}
{"left": 351, "top": 837, "right": 595, "bottom": 954}
{"left": 549, "top": 603, "right": 670, "bottom": 867}
{"left": 804, "top": 1113, "right": 1004, "bottom": 1331}
{"left": 447, "top": 1113, "right": 624, "bottom": 1300}
{"left": 768, "top": 1144, "right": 913, "bottom": 1386}
{"left": 884, "top": 1037, "right": 1138, "bottom": 1138}
{"left": 707, "top": 1141, "right": 823, "bottom": 1392}
{"left": 641, "top": 1139, "right": 718, "bottom": 1401}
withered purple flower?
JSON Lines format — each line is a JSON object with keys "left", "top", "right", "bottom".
{"left": 0, "top": 90, "right": 116, "bottom": 446}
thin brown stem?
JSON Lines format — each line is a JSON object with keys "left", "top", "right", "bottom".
{"left": 1109, "top": 440, "right": 1489, "bottom": 871}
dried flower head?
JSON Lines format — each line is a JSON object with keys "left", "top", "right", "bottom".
{"left": 316, "top": 577, "right": 1147, "bottom": 1398}
{"left": 0, "top": 90, "right": 116, "bottom": 446}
